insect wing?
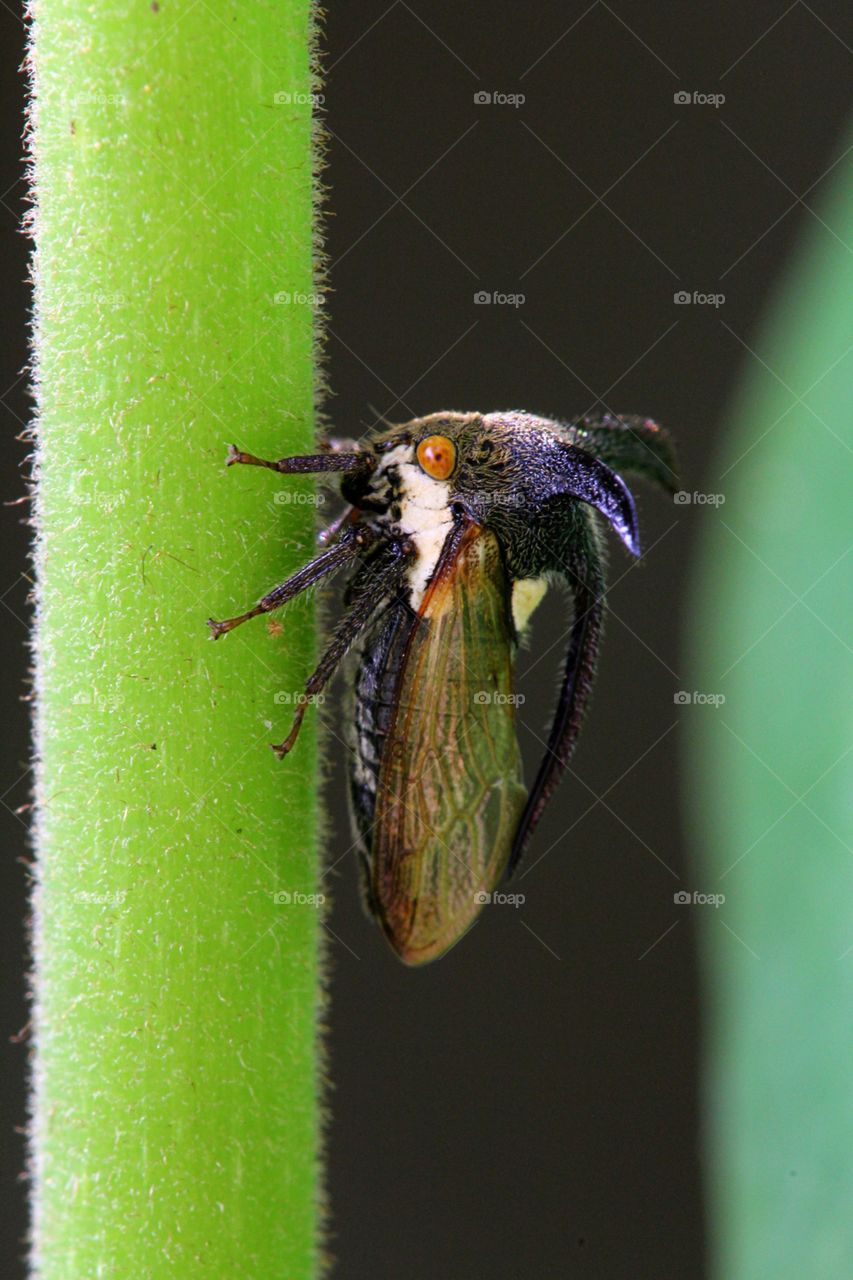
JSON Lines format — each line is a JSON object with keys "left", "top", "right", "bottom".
{"left": 371, "top": 525, "right": 527, "bottom": 964}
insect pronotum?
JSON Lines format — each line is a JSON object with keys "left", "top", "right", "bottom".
{"left": 208, "top": 411, "right": 678, "bottom": 965}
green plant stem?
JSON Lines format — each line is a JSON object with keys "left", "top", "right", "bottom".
{"left": 28, "top": 3, "right": 322, "bottom": 1276}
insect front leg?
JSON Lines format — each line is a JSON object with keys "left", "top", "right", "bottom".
{"left": 272, "top": 540, "right": 411, "bottom": 759}
{"left": 225, "top": 444, "right": 367, "bottom": 475}
{"left": 207, "top": 525, "right": 374, "bottom": 640}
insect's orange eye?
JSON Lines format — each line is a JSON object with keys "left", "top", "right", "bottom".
{"left": 416, "top": 435, "right": 456, "bottom": 480}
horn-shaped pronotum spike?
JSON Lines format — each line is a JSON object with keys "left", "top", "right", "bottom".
{"left": 553, "top": 443, "right": 641, "bottom": 556}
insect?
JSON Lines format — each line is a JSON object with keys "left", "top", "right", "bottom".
{"left": 209, "top": 410, "right": 677, "bottom": 964}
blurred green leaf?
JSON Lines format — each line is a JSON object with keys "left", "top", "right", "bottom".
{"left": 690, "top": 124, "right": 853, "bottom": 1278}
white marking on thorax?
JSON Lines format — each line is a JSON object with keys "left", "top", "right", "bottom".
{"left": 377, "top": 446, "right": 453, "bottom": 610}
{"left": 511, "top": 576, "right": 548, "bottom": 633}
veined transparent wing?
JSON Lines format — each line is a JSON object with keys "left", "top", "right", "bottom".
{"left": 371, "top": 522, "right": 527, "bottom": 964}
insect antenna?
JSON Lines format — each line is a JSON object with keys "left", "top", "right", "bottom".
{"left": 365, "top": 403, "right": 399, "bottom": 431}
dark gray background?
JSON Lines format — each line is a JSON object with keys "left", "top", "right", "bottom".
{"left": 3, "top": 3, "right": 851, "bottom": 1276}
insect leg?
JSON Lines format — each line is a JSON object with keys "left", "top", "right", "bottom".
{"left": 571, "top": 413, "right": 679, "bottom": 494}
{"left": 271, "top": 542, "right": 411, "bottom": 759}
{"left": 508, "top": 521, "right": 605, "bottom": 875}
{"left": 225, "top": 443, "right": 368, "bottom": 475}
{"left": 317, "top": 504, "right": 360, "bottom": 546}
{"left": 207, "top": 525, "right": 374, "bottom": 640}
